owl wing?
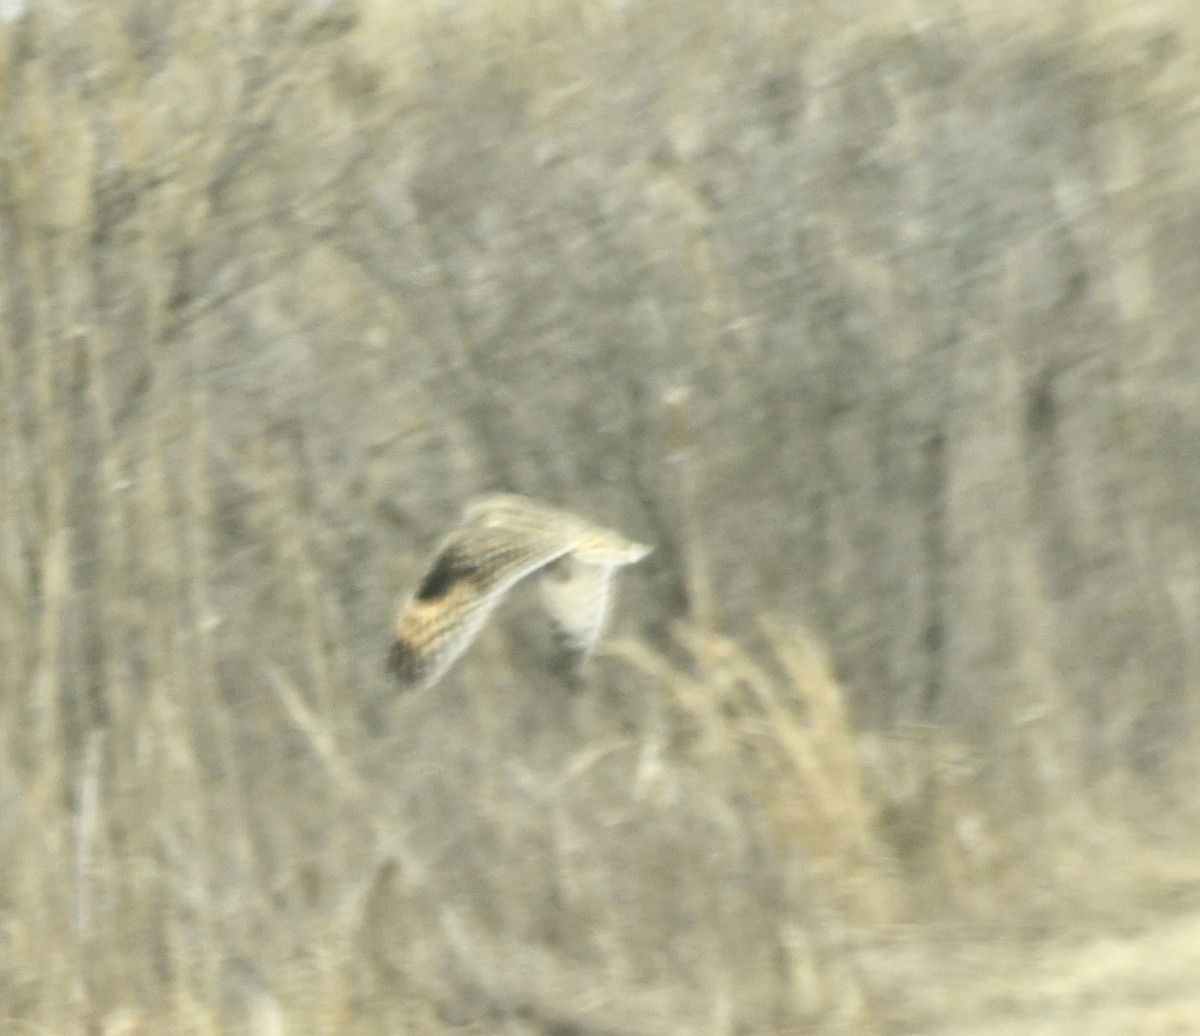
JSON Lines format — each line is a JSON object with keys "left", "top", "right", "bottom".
{"left": 537, "top": 554, "right": 619, "bottom": 664}
{"left": 389, "top": 525, "right": 576, "bottom": 691}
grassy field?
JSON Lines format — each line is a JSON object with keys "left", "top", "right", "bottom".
{"left": 3, "top": 0, "right": 1200, "bottom": 1032}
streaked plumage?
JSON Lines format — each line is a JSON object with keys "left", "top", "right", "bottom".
{"left": 388, "top": 494, "right": 651, "bottom": 691}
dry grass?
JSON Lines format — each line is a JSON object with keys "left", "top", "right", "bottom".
{"left": 3, "top": 0, "right": 1200, "bottom": 1033}
{"left": 606, "top": 616, "right": 900, "bottom": 924}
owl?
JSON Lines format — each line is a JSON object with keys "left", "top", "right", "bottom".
{"left": 388, "top": 494, "right": 651, "bottom": 691}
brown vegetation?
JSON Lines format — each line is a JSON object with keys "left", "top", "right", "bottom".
{"left": 3, "top": 0, "right": 1200, "bottom": 1031}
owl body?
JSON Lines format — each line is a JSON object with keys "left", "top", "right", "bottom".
{"left": 389, "top": 495, "right": 651, "bottom": 691}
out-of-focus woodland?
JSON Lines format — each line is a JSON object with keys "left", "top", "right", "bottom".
{"left": 3, "top": 1, "right": 1200, "bottom": 1031}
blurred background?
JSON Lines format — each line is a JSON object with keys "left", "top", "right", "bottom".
{"left": 3, "top": 0, "right": 1200, "bottom": 1031}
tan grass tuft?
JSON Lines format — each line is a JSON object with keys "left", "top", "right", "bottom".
{"left": 607, "top": 616, "right": 903, "bottom": 922}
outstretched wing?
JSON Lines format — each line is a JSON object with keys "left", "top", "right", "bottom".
{"left": 389, "top": 525, "right": 575, "bottom": 691}
{"left": 390, "top": 493, "right": 652, "bottom": 691}
{"left": 537, "top": 555, "right": 619, "bottom": 664}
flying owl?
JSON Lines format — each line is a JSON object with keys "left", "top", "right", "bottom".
{"left": 388, "top": 494, "right": 652, "bottom": 691}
